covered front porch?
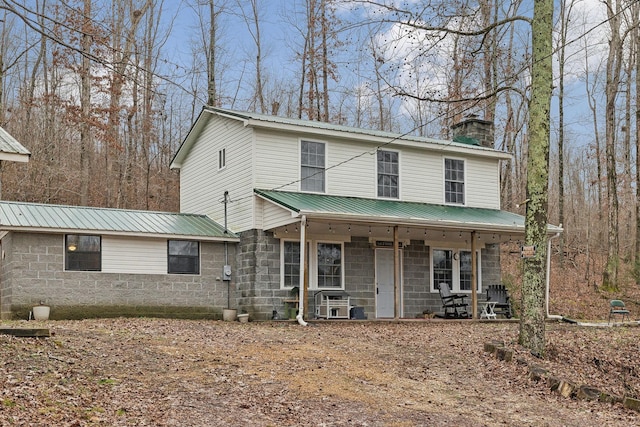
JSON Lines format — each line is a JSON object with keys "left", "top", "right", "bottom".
{"left": 253, "top": 190, "right": 562, "bottom": 321}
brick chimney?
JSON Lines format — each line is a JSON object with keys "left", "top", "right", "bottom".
{"left": 451, "top": 114, "right": 495, "bottom": 148}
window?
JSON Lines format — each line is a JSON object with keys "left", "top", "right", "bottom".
{"left": 377, "top": 150, "right": 399, "bottom": 198}
{"left": 168, "top": 240, "right": 200, "bottom": 274}
{"left": 301, "top": 140, "right": 325, "bottom": 192}
{"left": 445, "top": 158, "right": 465, "bottom": 204}
{"left": 282, "top": 241, "right": 301, "bottom": 288}
{"left": 432, "top": 248, "right": 480, "bottom": 292}
{"left": 317, "top": 242, "right": 342, "bottom": 288}
{"left": 65, "top": 235, "right": 101, "bottom": 271}
{"left": 218, "top": 148, "right": 226, "bottom": 170}
{"left": 459, "top": 250, "right": 472, "bottom": 291}
{"left": 433, "top": 249, "right": 453, "bottom": 288}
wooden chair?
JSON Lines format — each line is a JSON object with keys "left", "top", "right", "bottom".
{"left": 438, "top": 283, "right": 469, "bottom": 318}
{"left": 608, "top": 300, "right": 630, "bottom": 324}
{"left": 485, "top": 284, "right": 513, "bottom": 318}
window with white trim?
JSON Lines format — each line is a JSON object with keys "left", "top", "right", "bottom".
{"left": 431, "top": 248, "right": 480, "bottom": 292}
{"left": 444, "top": 158, "right": 465, "bottom": 204}
{"left": 301, "top": 140, "right": 325, "bottom": 192}
{"left": 281, "top": 240, "right": 301, "bottom": 288}
{"left": 280, "top": 240, "right": 344, "bottom": 289}
{"left": 316, "top": 242, "right": 342, "bottom": 288}
{"left": 377, "top": 150, "right": 399, "bottom": 198}
{"left": 218, "top": 148, "right": 226, "bottom": 170}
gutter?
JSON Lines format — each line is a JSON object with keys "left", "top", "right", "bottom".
{"left": 296, "top": 215, "right": 308, "bottom": 326}
{"left": 546, "top": 231, "right": 563, "bottom": 320}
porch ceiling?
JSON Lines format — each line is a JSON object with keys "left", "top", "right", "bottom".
{"left": 255, "top": 189, "right": 563, "bottom": 235}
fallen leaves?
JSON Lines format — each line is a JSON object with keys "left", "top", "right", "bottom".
{"left": 0, "top": 319, "right": 638, "bottom": 426}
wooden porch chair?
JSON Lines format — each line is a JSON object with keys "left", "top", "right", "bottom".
{"left": 485, "top": 284, "right": 513, "bottom": 318}
{"left": 438, "top": 283, "right": 469, "bottom": 319}
{"left": 608, "top": 300, "right": 630, "bottom": 324}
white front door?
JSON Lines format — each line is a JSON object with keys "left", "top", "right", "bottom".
{"left": 375, "top": 248, "right": 402, "bottom": 318}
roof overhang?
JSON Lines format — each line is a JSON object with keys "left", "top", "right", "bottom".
{"left": 170, "top": 107, "right": 512, "bottom": 170}
{"left": 0, "top": 225, "right": 239, "bottom": 242}
{"left": 0, "top": 152, "right": 30, "bottom": 162}
{"left": 254, "top": 189, "right": 563, "bottom": 236}
{"left": 0, "top": 201, "right": 239, "bottom": 242}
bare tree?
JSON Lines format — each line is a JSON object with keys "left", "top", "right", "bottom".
{"left": 602, "top": 0, "right": 624, "bottom": 291}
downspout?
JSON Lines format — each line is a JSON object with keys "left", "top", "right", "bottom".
{"left": 546, "top": 231, "right": 562, "bottom": 319}
{"left": 296, "top": 215, "right": 308, "bottom": 326}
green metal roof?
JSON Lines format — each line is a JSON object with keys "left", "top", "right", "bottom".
{"left": 0, "top": 201, "right": 237, "bottom": 241}
{"left": 255, "top": 189, "right": 563, "bottom": 234}
{"left": 0, "top": 126, "right": 30, "bottom": 162}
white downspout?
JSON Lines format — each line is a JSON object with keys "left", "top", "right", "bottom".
{"left": 296, "top": 215, "right": 308, "bottom": 326}
{"left": 546, "top": 231, "right": 562, "bottom": 319}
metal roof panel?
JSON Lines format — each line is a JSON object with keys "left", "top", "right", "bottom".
{"left": 0, "top": 201, "right": 237, "bottom": 240}
{"left": 254, "top": 189, "right": 563, "bottom": 234}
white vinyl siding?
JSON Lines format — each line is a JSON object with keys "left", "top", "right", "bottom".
{"left": 261, "top": 197, "right": 299, "bottom": 230}
{"left": 102, "top": 236, "right": 167, "bottom": 274}
{"left": 401, "top": 150, "right": 441, "bottom": 203}
{"left": 465, "top": 157, "right": 501, "bottom": 209}
{"left": 179, "top": 116, "right": 255, "bottom": 231}
{"left": 178, "top": 114, "right": 504, "bottom": 234}
{"left": 254, "top": 129, "right": 374, "bottom": 198}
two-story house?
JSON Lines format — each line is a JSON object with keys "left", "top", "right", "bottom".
{"left": 171, "top": 107, "right": 562, "bottom": 320}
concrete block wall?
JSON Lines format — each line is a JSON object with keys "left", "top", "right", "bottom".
{"left": 342, "top": 237, "right": 375, "bottom": 318}
{"left": 236, "top": 229, "right": 285, "bottom": 320}
{"left": 2, "top": 232, "right": 235, "bottom": 320}
{"left": 402, "top": 240, "right": 439, "bottom": 318}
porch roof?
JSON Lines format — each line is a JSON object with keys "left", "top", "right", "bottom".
{"left": 0, "top": 126, "right": 30, "bottom": 162}
{"left": 254, "top": 189, "right": 563, "bottom": 235}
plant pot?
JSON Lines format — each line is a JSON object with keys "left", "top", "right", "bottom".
{"left": 32, "top": 305, "right": 50, "bottom": 321}
{"left": 237, "top": 313, "right": 249, "bottom": 323}
{"left": 222, "top": 308, "right": 237, "bottom": 322}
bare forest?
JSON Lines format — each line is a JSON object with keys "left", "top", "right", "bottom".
{"left": 1, "top": 0, "right": 639, "bottom": 305}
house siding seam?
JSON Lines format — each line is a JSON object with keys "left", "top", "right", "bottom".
{"left": 1, "top": 232, "right": 237, "bottom": 320}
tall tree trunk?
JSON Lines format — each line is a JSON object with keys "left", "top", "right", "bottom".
{"left": 519, "top": 0, "right": 554, "bottom": 357}
{"left": 602, "top": 0, "right": 623, "bottom": 291}
{"left": 633, "top": 2, "right": 640, "bottom": 281}
{"left": 557, "top": 0, "right": 574, "bottom": 267}
{"left": 207, "top": 0, "right": 217, "bottom": 107}
{"left": 79, "top": 0, "right": 92, "bottom": 205}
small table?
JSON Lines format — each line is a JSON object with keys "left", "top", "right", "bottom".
{"left": 479, "top": 301, "right": 497, "bottom": 320}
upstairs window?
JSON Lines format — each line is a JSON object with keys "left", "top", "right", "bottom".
{"left": 218, "top": 148, "right": 226, "bottom": 170}
{"left": 65, "top": 235, "right": 101, "bottom": 271}
{"left": 168, "top": 240, "right": 200, "bottom": 274}
{"left": 445, "top": 158, "right": 465, "bottom": 204}
{"left": 301, "top": 140, "right": 325, "bottom": 192}
{"left": 377, "top": 150, "right": 399, "bottom": 198}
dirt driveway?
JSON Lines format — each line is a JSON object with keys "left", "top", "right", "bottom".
{"left": 1, "top": 319, "right": 638, "bottom": 426}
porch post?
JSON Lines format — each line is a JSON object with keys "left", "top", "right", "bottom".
{"left": 471, "top": 230, "right": 478, "bottom": 319}
{"left": 297, "top": 216, "right": 308, "bottom": 325}
{"left": 394, "top": 226, "right": 400, "bottom": 320}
